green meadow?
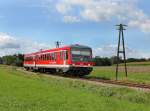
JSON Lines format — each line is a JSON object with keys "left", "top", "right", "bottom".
{"left": 89, "top": 61, "right": 150, "bottom": 84}
{"left": 0, "top": 65, "right": 150, "bottom": 111}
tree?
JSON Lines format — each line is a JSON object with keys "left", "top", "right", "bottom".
{"left": 0, "top": 57, "right": 3, "bottom": 64}
{"left": 93, "top": 56, "right": 112, "bottom": 66}
{"left": 2, "top": 54, "right": 24, "bottom": 66}
{"left": 110, "top": 56, "right": 122, "bottom": 64}
{"left": 2, "top": 55, "right": 16, "bottom": 65}
{"left": 14, "top": 54, "right": 24, "bottom": 66}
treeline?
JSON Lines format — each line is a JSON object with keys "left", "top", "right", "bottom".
{"left": 0, "top": 54, "right": 149, "bottom": 67}
{"left": 0, "top": 54, "right": 24, "bottom": 67}
{"left": 93, "top": 56, "right": 148, "bottom": 66}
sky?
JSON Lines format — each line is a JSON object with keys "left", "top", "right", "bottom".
{"left": 0, "top": 0, "right": 150, "bottom": 58}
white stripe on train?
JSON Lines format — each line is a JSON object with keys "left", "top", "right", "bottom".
{"left": 24, "top": 64, "right": 92, "bottom": 68}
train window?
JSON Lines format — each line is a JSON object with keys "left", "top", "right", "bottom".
{"left": 41, "top": 55, "right": 43, "bottom": 60}
{"left": 44, "top": 55, "right": 45, "bottom": 60}
{"left": 42, "top": 55, "right": 44, "bottom": 60}
{"left": 54, "top": 52, "right": 57, "bottom": 60}
{"left": 51, "top": 53, "right": 55, "bottom": 60}
{"left": 45, "top": 54, "right": 46, "bottom": 60}
{"left": 44, "top": 54, "right": 45, "bottom": 60}
{"left": 60, "top": 51, "right": 63, "bottom": 60}
{"left": 39, "top": 55, "right": 41, "bottom": 60}
{"left": 25, "top": 56, "right": 33, "bottom": 61}
{"left": 45, "top": 54, "right": 47, "bottom": 60}
{"left": 64, "top": 51, "right": 68, "bottom": 60}
{"left": 36, "top": 55, "right": 38, "bottom": 60}
{"left": 47, "top": 54, "right": 48, "bottom": 60}
{"left": 49, "top": 54, "right": 52, "bottom": 60}
{"left": 49, "top": 54, "right": 51, "bottom": 60}
{"left": 46, "top": 54, "right": 48, "bottom": 60}
{"left": 47, "top": 54, "right": 50, "bottom": 60}
{"left": 66, "top": 51, "right": 68, "bottom": 60}
{"left": 40, "top": 55, "right": 42, "bottom": 60}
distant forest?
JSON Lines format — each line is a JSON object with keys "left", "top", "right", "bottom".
{"left": 0, "top": 54, "right": 149, "bottom": 67}
{"left": 93, "top": 56, "right": 149, "bottom": 66}
{"left": 0, "top": 54, "right": 24, "bottom": 67}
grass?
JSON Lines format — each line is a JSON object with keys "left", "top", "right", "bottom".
{"left": 88, "top": 66, "right": 150, "bottom": 84}
{"left": 121, "top": 61, "right": 150, "bottom": 66}
{"left": 0, "top": 65, "right": 150, "bottom": 111}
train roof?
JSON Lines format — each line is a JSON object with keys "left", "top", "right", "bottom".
{"left": 24, "top": 44, "right": 91, "bottom": 57}
{"left": 70, "top": 44, "right": 91, "bottom": 49}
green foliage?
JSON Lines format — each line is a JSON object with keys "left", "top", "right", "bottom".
{"left": 0, "top": 57, "right": 3, "bottom": 64}
{"left": 127, "top": 58, "right": 147, "bottom": 63}
{"left": 93, "top": 56, "right": 112, "bottom": 66}
{"left": 93, "top": 56, "right": 150, "bottom": 66}
{"left": 2, "top": 54, "right": 24, "bottom": 66}
{"left": 2, "top": 55, "right": 16, "bottom": 65}
{"left": 110, "top": 56, "right": 123, "bottom": 64}
{"left": 89, "top": 66, "right": 150, "bottom": 84}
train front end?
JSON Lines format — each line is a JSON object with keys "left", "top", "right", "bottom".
{"left": 68, "top": 45, "right": 94, "bottom": 76}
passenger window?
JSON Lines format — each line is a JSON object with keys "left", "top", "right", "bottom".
{"left": 54, "top": 52, "right": 57, "bottom": 61}
{"left": 39, "top": 55, "right": 41, "bottom": 60}
{"left": 42, "top": 55, "right": 44, "bottom": 60}
{"left": 50, "top": 53, "right": 52, "bottom": 60}
{"left": 64, "top": 51, "right": 68, "bottom": 60}
{"left": 52, "top": 53, "right": 55, "bottom": 60}
{"left": 45, "top": 54, "right": 47, "bottom": 60}
{"left": 66, "top": 51, "right": 68, "bottom": 60}
{"left": 60, "top": 51, "right": 63, "bottom": 60}
{"left": 47, "top": 54, "right": 50, "bottom": 60}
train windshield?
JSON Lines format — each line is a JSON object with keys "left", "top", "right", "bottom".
{"left": 71, "top": 48, "right": 92, "bottom": 62}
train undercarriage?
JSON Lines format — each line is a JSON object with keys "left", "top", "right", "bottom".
{"left": 24, "top": 66, "right": 93, "bottom": 77}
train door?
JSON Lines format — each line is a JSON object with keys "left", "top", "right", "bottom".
{"left": 60, "top": 50, "right": 68, "bottom": 65}
{"left": 63, "top": 50, "right": 68, "bottom": 65}
{"left": 35, "top": 55, "right": 38, "bottom": 69}
{"left": 33, "top": 56, "right": 35, "bottom": 67}
{"left": 59, "top": 51, "right": 63, "bottom": 65}
{"left": 63, "top": 51, "right": 66, "bottom": 65}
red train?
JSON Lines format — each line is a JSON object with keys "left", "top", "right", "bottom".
{"left": 24, "top": 44, "right": 94, "bottom": 76}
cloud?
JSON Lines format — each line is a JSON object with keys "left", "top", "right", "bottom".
{"left": 0, "top": 33, "right": 50, "bottom": 56}
{"left": 63, "top": 15, "right": 80, "bottom": 23}
{"left": 128, "top": 19, "right": 150, "bottom": 33}
{"left": 53, "top": 0, "right": 150, "bottom": 33}
{"left": 93, "top": 44, "right": 150, "bottom": 58}
{"left": 56, "top": 2, "right": 71, "bottom": 14}
{"left": 0, "top": 33, "right": 20, "bottom": 49}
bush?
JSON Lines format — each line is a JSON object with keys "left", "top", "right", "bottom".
{"left": 93, "top": 56, "right": 112, "bottom": 66}
{"left": 2, "top": 54, "right": 24, "bottom": 67}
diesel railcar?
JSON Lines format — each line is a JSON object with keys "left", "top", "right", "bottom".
{"left": 24, "top": 44, "right": 94, "bottom": 76}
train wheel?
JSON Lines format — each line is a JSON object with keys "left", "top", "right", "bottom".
{"left": 25, "top": 67, "right": 29, "bottom": 71}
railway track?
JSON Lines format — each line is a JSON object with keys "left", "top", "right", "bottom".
{"left": 80, "top": 77, "right": 150, "bottom": 90}
{"left": 20, "top": 68, "right": 150, "bottom": 90}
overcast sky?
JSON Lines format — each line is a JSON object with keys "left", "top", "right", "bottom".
{"left": 0, "top": 0, "right": 150, "bottom": 58}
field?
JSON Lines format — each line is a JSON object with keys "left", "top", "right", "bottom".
{"left": 0, "top": 65, "right": 150, "bottom": 111}
{"left": 120, "top": 61, "right": 150, "bottom": 66}
{"left": 89, "top": 63, "right": 150, "bottom": 84}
